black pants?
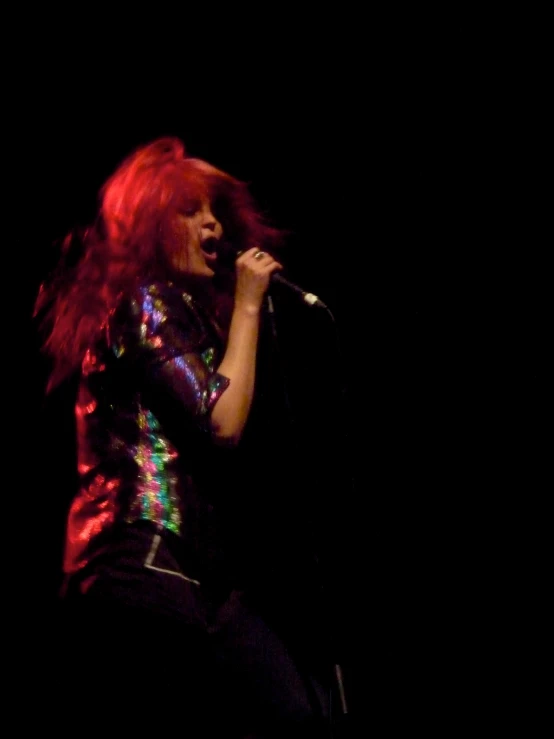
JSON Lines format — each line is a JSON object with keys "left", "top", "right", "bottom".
{"left": 50, "top": 525, "right": 331, "bottom": 737}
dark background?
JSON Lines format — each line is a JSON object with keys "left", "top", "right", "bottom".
{"left": 9, "top": 19, "right": 546, "bottom": 734}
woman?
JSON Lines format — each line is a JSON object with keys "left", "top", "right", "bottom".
{"left": 35, "top": 137, "right": 330, "bottom": 737}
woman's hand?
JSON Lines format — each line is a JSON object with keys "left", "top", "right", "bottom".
{"left": 233, "top": 247, "right": 283, "bottom": 315}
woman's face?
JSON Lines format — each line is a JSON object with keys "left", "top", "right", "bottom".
{"left": 172, "top": 196, "right": 223, "bottom": 277}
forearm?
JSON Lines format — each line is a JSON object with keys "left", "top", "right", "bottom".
{"left": 210, "top": 303, "right": 261, "bottom": 445}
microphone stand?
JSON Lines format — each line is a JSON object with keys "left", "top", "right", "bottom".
{"left": 264, "top": 292, "right": 351, "bottom": 737}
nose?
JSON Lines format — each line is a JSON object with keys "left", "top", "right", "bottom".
{"left": 201, "top": 205, "right": 221, "bottom": 235}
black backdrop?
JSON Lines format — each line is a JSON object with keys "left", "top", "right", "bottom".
{"left": 8, "top": 23, "right": 546, "bottom": 734}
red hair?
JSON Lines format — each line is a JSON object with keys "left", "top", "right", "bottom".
{"left": 35, "top": 136, "right": 286, "bottom": 392}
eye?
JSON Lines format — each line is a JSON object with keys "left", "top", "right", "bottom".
{"left": 180, "top": 198, "right": 201, "bottom": 217}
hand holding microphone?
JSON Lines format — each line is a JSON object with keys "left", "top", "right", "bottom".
{"left": 233, "top": 247, "right": 283, "bottom": 314}
{"left": 218, "top": 241, "right": 328, "bottom": 310}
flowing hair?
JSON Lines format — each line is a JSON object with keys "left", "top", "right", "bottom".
{"left": 35, "top": 136, "right": 286, "bottom": 392}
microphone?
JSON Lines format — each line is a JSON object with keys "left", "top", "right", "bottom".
{"left": 216, "top": 241, "right": 328, "bottom": 309}
{"left": 270, "top": 272, "right": 327, "bottom": 309}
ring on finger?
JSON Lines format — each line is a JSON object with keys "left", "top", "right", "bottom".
{"left": 254, "top": 250, "right": 265, "bottom": 260}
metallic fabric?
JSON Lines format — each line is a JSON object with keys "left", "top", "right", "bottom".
{"left": 64, "top": 282, "right": 230, "bottom": 579}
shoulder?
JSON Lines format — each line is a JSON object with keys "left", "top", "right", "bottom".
{"left": 112, "top": 281, "right": 197, "bottom": 324}
{"left": 108, "top": 281, "right": 214, "bottom": 357}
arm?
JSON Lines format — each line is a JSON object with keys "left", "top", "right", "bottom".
{"left": 210, "top": 247, "right": 282, "bottom": 446}
{"left": 108, "top": 282, "right": 231, "bottom": 446}
{"left": 109, "top": 251, "right": 281, "bottom": 449}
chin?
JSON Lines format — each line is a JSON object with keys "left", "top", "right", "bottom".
{"left": 190, "top": 266, "right": 215, "bottom": 279}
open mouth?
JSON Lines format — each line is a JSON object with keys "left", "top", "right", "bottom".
{"left": 201, "top": 238, "right": 219, "bottom": 263}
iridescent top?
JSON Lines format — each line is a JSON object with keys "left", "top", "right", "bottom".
{"left": 63, "top": 281, "right": 231, "bottom": 582}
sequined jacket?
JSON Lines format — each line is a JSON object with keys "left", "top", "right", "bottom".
{"left": 63, "top": 281, "right": 231, "bottom": 586}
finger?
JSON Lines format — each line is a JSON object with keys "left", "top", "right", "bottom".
{"left": 240, "top": 247, "right": 282, "bottom": 272}
{"left": 251, "top": 250, "right": 281, "bottom": 268}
